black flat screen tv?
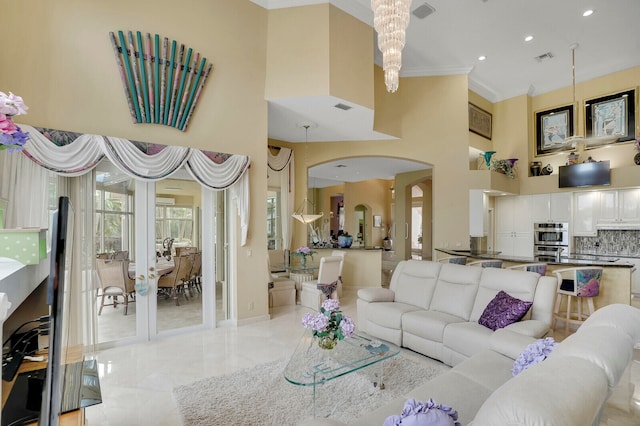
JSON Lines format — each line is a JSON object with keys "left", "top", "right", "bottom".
{"left": 40, "top": 196, "right": 75, "bottom": 426}
{"left": 558, "top": 160, "right": 611, "bottom": 188}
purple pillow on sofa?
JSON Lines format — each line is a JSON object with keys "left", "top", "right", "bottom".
{"left": 478, "top": 290, "right": 532, "bottom": 331}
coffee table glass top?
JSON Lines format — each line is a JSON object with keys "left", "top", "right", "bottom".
{"left": 284, "top": 331, "right": 400, "bottom": 386}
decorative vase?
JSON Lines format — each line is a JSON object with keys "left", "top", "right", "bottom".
{"left": 634, "top": 152, "right": 640, "bottom": 166}
{"left": 317, "top": 335, "right": 337, "bottom": 350}
{"left": 506, "top": 158, "right": 518, "bottom": 167}
{"left": 301, "top": 255, "right": 307, "bottom": 267}
{"left": 482, "top": 151, "right": 496, "bottom": 168}
{"left": 530, "top": 161, "right": 542, "bottom": 176}
{"left": 338, "top": 235, "right": 353, "bottom": 248}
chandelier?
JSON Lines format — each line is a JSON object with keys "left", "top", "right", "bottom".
{"left": 292, "top": 124, "right": 323, "bottom": 224}
{"left": 371, "top": 0, "right": 412, "bottom": 93}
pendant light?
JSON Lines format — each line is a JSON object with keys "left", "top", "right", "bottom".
{"left": 292, "top": 124, "right": 323, "bottom": 224}
{"left": 565, "top": 43, "right": 585, "bottom": 148}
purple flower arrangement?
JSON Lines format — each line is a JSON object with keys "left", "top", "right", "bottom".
{"left": 384, "top": 398, "right": 461, "bottom": 426}
{"left": 512, "top": 337, "right": 557, "bottom": 376}
{"left": 0, "top": 91, "right": 29, "bottom": 152}
{"left": 302, "top": 298, "right": 355, "bottom": 344}
{"left": 292, "top": 246, "right": 317, "bottom": 258}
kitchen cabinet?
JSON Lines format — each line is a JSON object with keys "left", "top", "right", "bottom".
{"left": 573, "top": 191, "right": 599, "bottom": 236}
{"left": 531, "top": 193, "right": 572, "bottom": 223}
{"left": 495, "top": 195, "right": 533, "bottom": 257}
{"left": 598, "top": 189, "right": 640, "bottom": 225}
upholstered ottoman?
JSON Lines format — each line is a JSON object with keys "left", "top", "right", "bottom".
{"left": 269, "top": 278, "right": 296, "bottom": 308}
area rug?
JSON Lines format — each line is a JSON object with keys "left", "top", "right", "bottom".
{"left": 173, "top": 355, "right": 446, "bottom": 425}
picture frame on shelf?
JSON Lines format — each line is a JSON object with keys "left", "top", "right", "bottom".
{"left": 469, "top": 103, "right": 492, "bottom": 140}
{"left": 535, "top": 104, "right": 574, "bottom": 156}
{"left": 585, "top": 88, "right": 636, "bottom": 143}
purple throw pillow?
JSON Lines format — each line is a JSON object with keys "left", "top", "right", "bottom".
{"left": 478, "top": 290, "right": 532, "bottom": 331}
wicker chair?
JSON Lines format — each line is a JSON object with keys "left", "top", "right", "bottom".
{"left": 96, "top": 258, "right": 136, "bottom": 315}
{"left": 157, "top": 255, "right": 193, "bottom": 306}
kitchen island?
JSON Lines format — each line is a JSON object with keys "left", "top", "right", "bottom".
{"left": 305, "top": 247, "right": 383, "bottom": 288}
{"left": 435, "top": 248, "right": 633, "bottom": 307}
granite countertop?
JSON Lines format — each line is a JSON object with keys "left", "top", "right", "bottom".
{"left": 436, "top": 248, "right": 635, "bottom": 268}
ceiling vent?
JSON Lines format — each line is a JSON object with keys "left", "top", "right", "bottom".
{"left": 534, "top": 52, "right": 555, "bottom": 62}
{"left": 334, "top": 103, "right": 352, "bottom": 111}
{"left": 412, "top": 2, "right": 436, "bottom": 19}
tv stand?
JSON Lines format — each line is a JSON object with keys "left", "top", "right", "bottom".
{"left": 2, "top": 348, "right": 101, "bottom": 426}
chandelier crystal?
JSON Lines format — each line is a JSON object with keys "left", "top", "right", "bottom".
{"left": 371, "top": 0, "right": 412, "bottom": 93}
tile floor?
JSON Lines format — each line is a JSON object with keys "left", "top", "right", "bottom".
{"left": 84, "top": 290, "right": 640, "bottom": 425}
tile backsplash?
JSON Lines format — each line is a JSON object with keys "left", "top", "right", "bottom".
{"left": 574, "top": 230, "right": 640, "bottom": 257}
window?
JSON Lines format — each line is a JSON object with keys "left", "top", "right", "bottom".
{"left": 95, "top": 186, "right": 134, "bottom": 254}
{"left": 156, "top": 205, "right": 194, "bottom": 247}
{"left": 267, "top": 190, "right": 281, "bottom": 250}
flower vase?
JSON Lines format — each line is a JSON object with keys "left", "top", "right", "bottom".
{"left": 317, "top": 336, "right": 337, "bottom": 350}
{"left": 301, "top": 255, "right": 307, "bottom": 267}
{"left": 482, "top": 151, "right": 496, "bottom": 168}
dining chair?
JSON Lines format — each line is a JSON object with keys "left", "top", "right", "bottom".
{"left": 506, "top": 263, "right": 547, "bottom": 276}
{"left": 467, "top": 259, "right": 503, "bottom": 268}
{"left": 188, "top": 251, "right": 203, "bottom": 293}
{"left": 96, "top": 258, "right": 136, "bottom": 315}
{"left": 300, "top": 256, "right": 343, "bottom": 311}
{"left": 157, "top": 255, "right": 193, "bottom": 306}
{"left": 176, "top": 246, "right": 198, "bottom": 257}
{"left": 437, "top": 256, "right": 467, "bottom": 265}
{"left": 112, "top": 250, "right": 129, "bottom": 260}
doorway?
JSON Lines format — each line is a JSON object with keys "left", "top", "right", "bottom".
{"left": 94, "top": 160, "right": 224, "bottom": 346}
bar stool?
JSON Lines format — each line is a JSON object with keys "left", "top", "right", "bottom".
{"left": 437, "top": 256, "right": 467, "bottom": 265}
{"left": 552, "top": 267, "right": 603, "bottom": 335}
{"left": 467, "top": 259, "right": 503, "bottom": 268}
{"left": 506, "top": 263, "right": 547, "bottom": 276}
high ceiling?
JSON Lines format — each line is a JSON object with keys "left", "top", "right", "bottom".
{"left": 253, "top": 0, "right": 640, "bottom": 184}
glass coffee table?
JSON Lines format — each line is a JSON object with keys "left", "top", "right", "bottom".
{"left": 284, "top": 330, "right": 400, "bottom": 417}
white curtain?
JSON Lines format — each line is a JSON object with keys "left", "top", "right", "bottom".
{"left": 268, "top": 147, "right": 294, "bottom": 250}
{"left": 0, "top": 149, "right": 50, "bottom": 229}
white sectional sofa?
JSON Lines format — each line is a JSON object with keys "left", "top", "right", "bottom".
{"left": 357, "top": 260, "right": 558, "bottom": 366}
{"left": 303, "top": 303, "right": 640, "bottom": 426}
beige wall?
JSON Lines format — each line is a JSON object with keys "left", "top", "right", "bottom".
{"left": 516, "top": 66, "right": 640, "bottom": 193}
{"left": 265, "top": 4, "right": 373, "bottom": 107}
{"left": 3, "top": 0, "right": 270, "bottom": 321}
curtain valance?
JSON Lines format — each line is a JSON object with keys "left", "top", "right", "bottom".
{"left": 267, "top": 147, "right": 292, "bottom": 172}
{"left": 17, "top": 124, "right": 251, "bottom": 244}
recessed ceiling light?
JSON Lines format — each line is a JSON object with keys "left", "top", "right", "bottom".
{"left": 583, "top": 9, "right": 594, "bottom": 17}
{"left": 478, "top": 55, "right": 486, "bottom": 61}
{"left": 524, "top": 35, "right": 534, "bottom": 42}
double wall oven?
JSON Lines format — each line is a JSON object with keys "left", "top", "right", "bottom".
{"left": 534, "top": 223, "right": 569, "bottom": 262}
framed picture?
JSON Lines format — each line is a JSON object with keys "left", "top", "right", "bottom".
{"left": 535, "top": 104, "right": 574, "bottom": 156}
{"left": 373, "top": 215, "right": 382, "bottom": 228}
{"left": 585, "top": 89, "right": 636, "bottom": 142}
{"left": 469, "top": 103, "right": 492, "bottom": 140}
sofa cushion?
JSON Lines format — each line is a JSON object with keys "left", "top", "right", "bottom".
{"left": 488, "top": 329, "right": 536, "bottom": 360}
{"left": 403, "top": 310, "right": 466, "bottom": 343}
{"left": 391, "top": 261, "right": 442, "bottom": 309}
{"left": 429, "top": 263, "right": 481, "bottom": 320}
{"left": 469, "top": 268, "right": 538, "bottom": 322}
{"left": 470, "top": 356, "right": 610, "bottom": 426}
{"left": 367, "top": 301, "right": 422, "bottom": 330}
{"left": 443, "top": 322, "right": 492, "bottom": 358}
{"left": 477, "top": 291, "right": 532, "bottom": 331}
